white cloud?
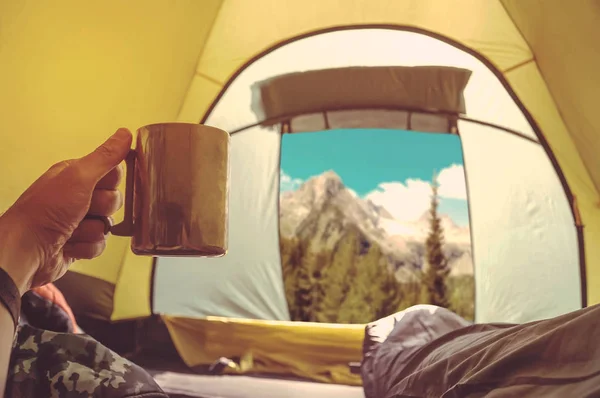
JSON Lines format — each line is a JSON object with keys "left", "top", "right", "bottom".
{"left": 280, "top": 170, "right": 304, "bottom": 192}
{"left": 366, "top": 179, "right": 432, "bottom": 222}
{"left": 437, "top": 164, "right": 467, "bottom": 200}
{"left": 365, "top": 164, "right": 468, "bottom": 222}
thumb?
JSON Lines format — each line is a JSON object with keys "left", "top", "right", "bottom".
{"left": 78, "top": 128, "right": 133, "bottom": 182}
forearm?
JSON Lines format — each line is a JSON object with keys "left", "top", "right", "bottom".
{"left": 0, "top": 306, "right": 14, "bottom": 396}
{"left": 0, "top": 264, "right": 21, "bottom": 397}
{"left": 0, "top": 214, "right": 34, "bottom": 396}
{"left": 0, "top": 263, "right": 23, "bottom": 397}
{"left": 0, "top": 212, "right": 37, "bottom": 297}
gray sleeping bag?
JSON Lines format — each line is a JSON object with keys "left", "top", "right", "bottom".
{"left": 361, "top": 305, "right": 471, "bottom": 398}
{"left": 361, "top": 303, "right": 600, "bottom": 398}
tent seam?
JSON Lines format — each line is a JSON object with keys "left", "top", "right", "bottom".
{"left": 496, "top": 0, "right": 535, "bottom": 75}
{"left": 195, "top": 71, "right": 224, "bottom": 86}
{"left": 175, "top": 0, "right": 226, "bottom": 119}
{"left": 502, "top": 58, "right": 535, "bottom": 74}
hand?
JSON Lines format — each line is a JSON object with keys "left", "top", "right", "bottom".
{"left": 0, "top": 128, "right": 132, "bottom": 295}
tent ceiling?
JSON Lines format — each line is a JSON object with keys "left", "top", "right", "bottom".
{"left": 502, "top": 0, "right": 600, "bottom": 195}
{"left": 194, "top": 0, "right": 529, "bottom": 82}
{"left": 0, "top": 0, "right": 221, "bottom": 204}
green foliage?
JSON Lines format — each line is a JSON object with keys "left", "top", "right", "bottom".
{"left": 337, "top": 233, "right": 387, "bottom": 323}
{"left": 447, "top": 275, "right": 474, "bottom": 321}
{"left": 280, "top": 236, "right": 302, "bottom": 320}
{"left": 396, "top": 281, "right": 423, "bottom": 312}
{"left": 421, "top": 173, "right": 451, "bottom": 309}
{"left": 315, "top": 231, "right": 355, "bottom": 322}
{"left": 376, "top": 270, "right": 404, "bottom": 320}
{"left": 280, "top": 228, "right": 407, "bottom": 324}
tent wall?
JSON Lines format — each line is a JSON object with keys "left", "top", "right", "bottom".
{"left": 505, "top": 62, "right": 600, "bottom": 306}
{"left": 460, "top": 121, "right": 581, "bottom": 323}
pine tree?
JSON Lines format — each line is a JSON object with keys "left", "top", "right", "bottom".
{"left": 280, "top": 236, "right": 300, "bottom": 319}
{"left": 351, "top": 237, "right": 383, "bottom": 322}
{"left": 337, "top": 229, "right": 401, "bottom": 324}
{"left": 422, "top": 172, "right": 451, "bottom": 309}
{"left": 285, "top": 237, "right": 328, "bottom": 322}
{"left": 294, "top": 245, "right": 314, "bottom": 321}
{"left": 336, "top": 229, "right": 370, "bottom": 323}
{"left": 315, "top": 230, "right": 355, "bottom": 323}
{"left": 376, "top": 269, "right": 403, "bottom": 319}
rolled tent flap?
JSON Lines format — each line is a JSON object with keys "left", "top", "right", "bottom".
{"left": 251, "top": 66, "right": 472, "bottom": 133}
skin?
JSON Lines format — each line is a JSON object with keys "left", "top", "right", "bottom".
{"left": 0, "top": 128, "right": 132, "bottom": 395}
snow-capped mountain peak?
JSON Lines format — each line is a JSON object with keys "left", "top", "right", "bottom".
{"left": 279, "top": 171, "right": 473, "bottom": 279}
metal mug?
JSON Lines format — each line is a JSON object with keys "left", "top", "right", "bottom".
{"left": 109, "top": 122, "right": 230, "bottom": 257}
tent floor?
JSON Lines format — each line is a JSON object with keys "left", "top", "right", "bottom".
{"left": 126, "top": 335, "right": 365, "bottom": 398}
{"left": 135, "top": 354, "right": 365, "bottom": 398}
{"left": 76, "top": 315, "right": 364, "bottom": 397}
{"left": 147, "top": 370, "right": 365, "bottom": 398}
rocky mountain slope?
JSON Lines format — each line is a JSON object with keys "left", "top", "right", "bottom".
{"left": 279, "top": 171, "right": 473, "bottom": 282}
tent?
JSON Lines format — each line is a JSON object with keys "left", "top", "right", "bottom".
{"left": 1, "top": 0, "right": 599, "bottom": 386}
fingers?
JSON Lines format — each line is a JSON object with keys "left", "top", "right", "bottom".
{"left": 88, "top": 189, "right": 123, "bottom": 216}
{"left": 96, "top": 164, "right": 124, "bottom": 189}
{"left": 63, "top": 240, "right": 107, "bottom": 260}
{"left": 65, "top": 218, "right": 112, "bottom": 260}
{"left": 77, "top": 128, "right": 132, "bottom": 183}
{"left": 70, "top": 218, "right": 110, "bottom": 243}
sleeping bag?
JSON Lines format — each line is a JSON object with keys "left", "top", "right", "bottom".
{"left": 20, "top": 283, "right": 79, "bottom": 333}
{"left": 361, "top": 305, "right": 471, "bottom": 398}
{"left": 362, "top": 304, "right": 600, "bottom": 398}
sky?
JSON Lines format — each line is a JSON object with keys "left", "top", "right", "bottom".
{"left": 280, "top": 128, "right": 471, "bottom": 227}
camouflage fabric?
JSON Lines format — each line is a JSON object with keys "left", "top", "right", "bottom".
{"left": 6, "top": 324, "right": 167, "bottom": 398}
{"left": 20, "top": 291, "right": 74, "bottom": 334}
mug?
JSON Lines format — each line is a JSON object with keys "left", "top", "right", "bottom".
{"left": 109, "top": 122, "right": 230, "bottom": 257}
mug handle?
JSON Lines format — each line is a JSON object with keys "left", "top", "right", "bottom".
{"left": 111, "top": 149, "right": 137, "bottom": 237}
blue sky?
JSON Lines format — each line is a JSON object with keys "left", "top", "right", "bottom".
{"left": 280, "top": 129, "right": 471, "bottom": 227}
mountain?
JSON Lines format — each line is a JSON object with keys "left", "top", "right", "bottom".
{"left": 280, "top": 171, "right": 473, "bottom": 281}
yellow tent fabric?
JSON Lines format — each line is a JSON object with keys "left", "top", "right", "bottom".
{"left": 162, "top": 315, "right": 365, "bottom": 385}
{"left": 1, "top": 0, "right": 599, "bottom": 383}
